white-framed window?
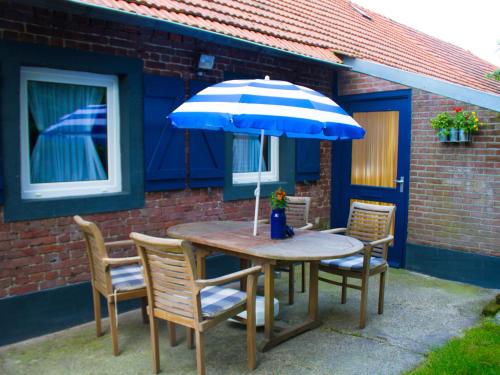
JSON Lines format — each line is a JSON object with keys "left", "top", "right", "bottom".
{"left": 19, "top": 67, "right": 121, "bottom": 199}
{"left": 232, "top": 134, "right": 279, "bottom": 184}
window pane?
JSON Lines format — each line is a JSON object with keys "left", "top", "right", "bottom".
{"left": 27, "top": 80, "right": 108, "bottom": 183}
{"left": 232, "top": 134, "right": 271, "bottom": 173}
{"left": 351, "top": 111, "right": 399, "bottom": 188}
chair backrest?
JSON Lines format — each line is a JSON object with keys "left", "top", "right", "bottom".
{"left": 130, "top": 232, "right": 200, "bottom": 325}
{"left": 74, "top": 215, "right": 111, "bottom": 293}
{"left": 345, "top": 202, "right": 395, "bottom": 258}
{"left": 285, "top": 196, "right": 311, "bottom": 228}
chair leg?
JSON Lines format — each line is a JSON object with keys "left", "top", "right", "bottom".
{"left": 195, "top": 330, "right": 205, "bottom": 375}
{"left": 167, "top": 321, "right": 177, "bottom": 347}
{"left": 240, "top": 258, "right": 249, "bottom": 291}
{"left": 141, "top": 297, "right": 149, "bottom": 324}
{"left": 107, "top": 300, "right": 119, "bottom": 356}
{"left": 301, "top": 262, "right": 306, "bottom": 293}
{"left": 288, "top": 264, "right": 295, "bottom": 305}
{"left": 341, "top": 276, "right": 347, "bottom": 304}
{"left": 149, "top": 316, "right": 160, "bottom": 374}
{"left": 92, "top": 287, "right": 102, "bottom": 337}
{"left": 186, "top": 327, "right": 194, "bottom": 349}
{"left": 359, "top": 275, "right": 369, "bottom": 329}
{"left": 378, "top": 272, "right": 386, "bottom": 315}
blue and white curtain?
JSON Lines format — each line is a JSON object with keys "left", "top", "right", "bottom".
{"left": 232, "top": 134, "right": 267, "bottom": 173}
{"left": 28, "top": 81, "right": 107, "bottom": 183}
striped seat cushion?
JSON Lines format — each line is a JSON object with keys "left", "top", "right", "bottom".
{"left": 320, "top": 255, "right": 386, "bottom": 271}
{"left": 201, "top": 286, "right": 246, "bottom": 318}
{"left": 110, "top": 264, "right": 145, "bottom": 291}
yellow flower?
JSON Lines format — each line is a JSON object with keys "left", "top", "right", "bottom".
{"left": 472, "top": 111, "right": 476, "bottom": 115}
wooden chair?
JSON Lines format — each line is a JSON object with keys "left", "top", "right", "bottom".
{"left": 278, "top": 196, "right": 313, "bottom": 305}
{"left": 74, "top": 216, "right": 148, "bottom": 356}
{"left": 130, "top": 232, "right": 261, "bottom": 375}
{"left": 318, "top": 202, "right": 395, "bottom": 328}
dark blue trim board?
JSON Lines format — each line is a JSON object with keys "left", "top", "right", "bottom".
{"left": 0, "top": 256, "right": 239, "bottom": 347}
{"left": 343, "top": 57, "right": 500, "bottom": 112}
{"left": 406, "top": 244, "right": 500, "bottom": 289}
{"left": 0, "top": 282, "right": 140, "bottom": 347}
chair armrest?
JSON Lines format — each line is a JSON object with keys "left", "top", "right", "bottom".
{"left": 299, "top": 223, "right": 314, "bottom": 230}
{"left": 368, "top": 235, "right": 394, "bottom": 248}
{"left": 105, "top": 240, "right": 134, "bottom": 248}
{"left": 102, "top": 256, "right": 141, "bottom": 266}
{"left": 195, "top": 266, "right": 262, "bottom": 289}
{"left": 321, "top": 227, "right": 347, "bottom": 234}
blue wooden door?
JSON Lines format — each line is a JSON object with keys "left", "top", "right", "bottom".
{"left": 331, "top": 90, "right": 412, "bottom": 267}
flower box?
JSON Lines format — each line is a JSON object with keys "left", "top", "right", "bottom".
{"left": 431, "top": 107, "right": 482, "bottom": 144}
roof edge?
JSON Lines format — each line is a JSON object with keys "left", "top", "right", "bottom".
{"left": 343, "top": 57, "right": 500, "bottom": 112}
{"left": 18, "top": 0, "right": 350, "bottom": 71}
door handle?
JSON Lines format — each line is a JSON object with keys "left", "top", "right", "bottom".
{"left": 394, "top": 176, "right": 404, "bottom": 193}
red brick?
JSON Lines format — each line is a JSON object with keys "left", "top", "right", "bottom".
{"left": 0, "top": 3, "right": 334, "bottom": 298}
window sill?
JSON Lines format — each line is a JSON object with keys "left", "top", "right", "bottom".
{"left": 223, "top": 135, "right": 296, "bottom": 202}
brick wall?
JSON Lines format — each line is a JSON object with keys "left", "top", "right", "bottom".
{"left": 410, "top": 91, "right": 499, "bottom": 256}
{"left": 1, "top": 2, "right": 498, "bottom": 299}
{"left": 339, "top": 70, "right": 500, "bottom": 257}
{"left": 0, "top": 2, "right": 332, "bottom": 298}
{"left": 338, "top": 71, "right": 407, "bottom": 96}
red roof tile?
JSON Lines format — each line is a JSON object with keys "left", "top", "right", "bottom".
{"left": 81, "top": 0, "right": 500, "bottom": 94}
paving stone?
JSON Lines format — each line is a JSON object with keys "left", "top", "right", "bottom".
{"left": 0, "top": 268, "right": 496, "bottom": 375}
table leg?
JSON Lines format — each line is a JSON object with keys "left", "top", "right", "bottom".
{"left": 308, "top": 261, "right": 319, "bottom": 322}
{"left": 259, "top": 261, "right": 321, "bottom": 352}
{"left": 263, "top": 263, "right": 275, "bottom": 341}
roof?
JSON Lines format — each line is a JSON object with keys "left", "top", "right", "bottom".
{"left": 79, "top": 0, "right": 500, "bottom": 95}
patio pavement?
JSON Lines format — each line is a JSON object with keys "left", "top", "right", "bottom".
{"left": 0, "top": 268, "right": 496, "bottom": 375}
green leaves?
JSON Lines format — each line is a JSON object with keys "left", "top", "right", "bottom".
{"left": 270, "top": 187, "right": 288, "bottom": 210}
{"left": 485, "top": 69, "right": 500, "bottom": 81}
{"left": 430, "top": 108, "right": 482, "bottom": 135}
{"left": 430, "top": 112, "right": 452, "bottom": 135}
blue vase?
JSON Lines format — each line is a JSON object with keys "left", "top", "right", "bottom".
{"left": 270, "top": 208, "right": 287, "bottom": 239}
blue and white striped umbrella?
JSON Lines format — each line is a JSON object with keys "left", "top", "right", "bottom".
{"left": 32, "top": 104, "right": 108, "bottom": 184}
{"left": 43, "top": 104, "right": 107, "bottom": 143}
{"left": 169, "top": 77, "right": 365, "bottom": 236}
{"left": 169, "top": 78, "right": 365, "bottom": 140}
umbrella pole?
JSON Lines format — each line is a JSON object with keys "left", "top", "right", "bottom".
{"left": 253, "top": 129, "right": 265, "bottom": 236}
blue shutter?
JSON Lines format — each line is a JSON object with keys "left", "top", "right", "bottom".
{"left": 144, "top": 74, "right": 186, "bottom": 191}
{"left": 295, "top": 139, "right": 320, "bottom": 182}
{"left": 0, "top": 139, "right": 3, "bottom": 204}
{"left": 188, "top": 80, "right": 225, "bottom": 188}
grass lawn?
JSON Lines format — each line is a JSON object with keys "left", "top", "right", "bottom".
{"left": 408, "top": 319, "right": 500, "bottom": 375}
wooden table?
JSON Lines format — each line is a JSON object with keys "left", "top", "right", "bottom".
{"left": 167, "top": 220, "right": 363, "bottom": 352}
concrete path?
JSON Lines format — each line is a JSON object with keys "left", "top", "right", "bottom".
{"left": 0, "top": 268, "right": 496, "bottom": 374}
